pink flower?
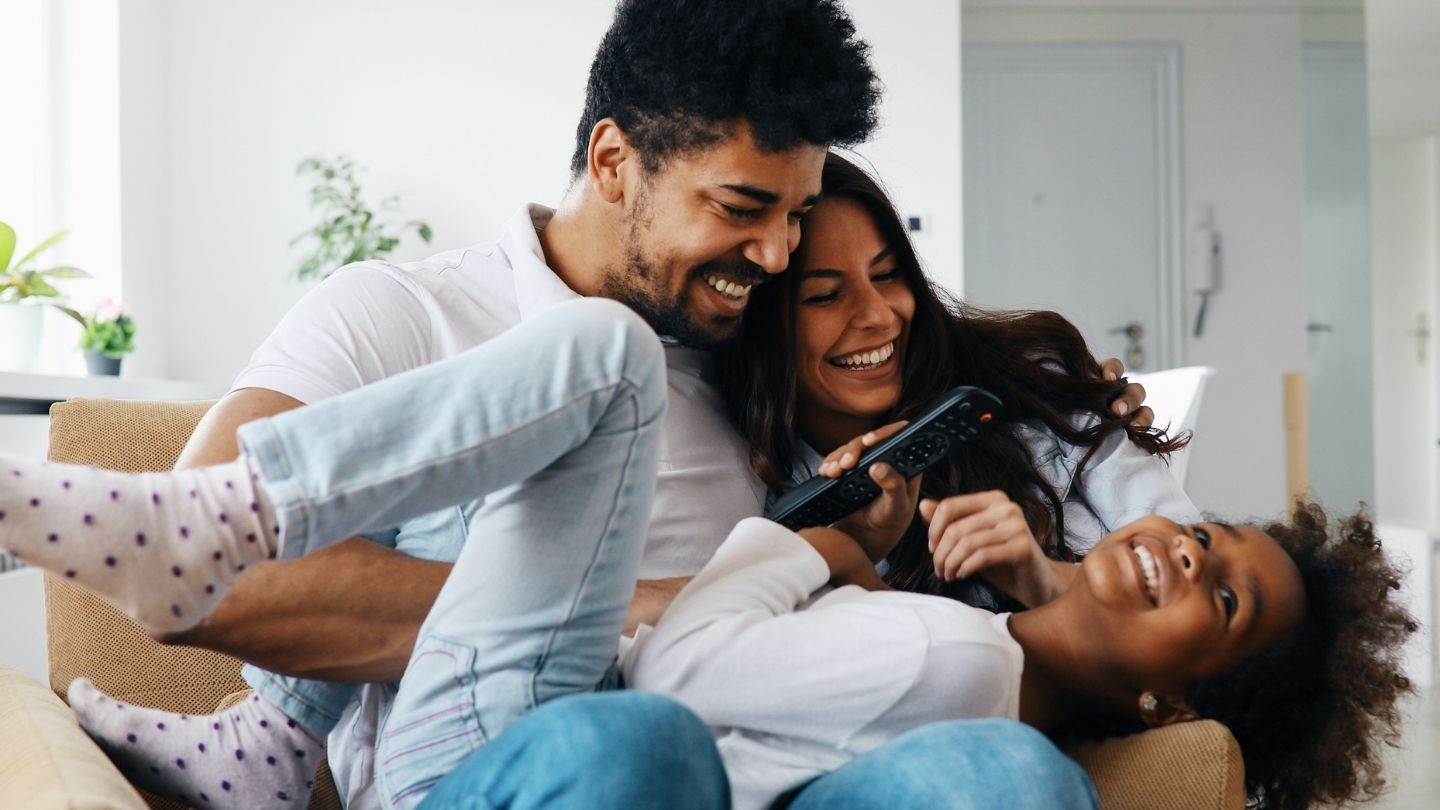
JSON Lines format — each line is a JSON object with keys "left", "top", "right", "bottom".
{"left": 91, "top": 298, "right": 130, "bottom": 323}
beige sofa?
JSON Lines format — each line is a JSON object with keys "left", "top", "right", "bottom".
{"left": 0, "top": 397, "right": 1246, "bottom": 810}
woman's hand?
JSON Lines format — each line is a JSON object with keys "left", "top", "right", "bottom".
{"left": 819, "top": 421, "right": 922, "bottom": 563}
{"left": 919, "top": 490, "right": 1067, "bottom": 608}
{"left": 1101, "top": 357, "right": 1153, "bottom": 427}
{"left": 797, "top": 526, "right": 890, "bottom": 592}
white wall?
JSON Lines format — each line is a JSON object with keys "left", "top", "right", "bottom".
{"left": 113, "top": 0, "right": 964, "bottom": 388}
{"left": 964, "top": 2, "right": 1310, "bottom": 519}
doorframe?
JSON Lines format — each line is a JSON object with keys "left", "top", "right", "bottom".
{"left": 963, "top": 43, "right": 1185, "bottom": 370}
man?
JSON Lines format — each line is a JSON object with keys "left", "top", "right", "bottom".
{"left": 74, "top": 1, "right": 1110, "bottom": 807}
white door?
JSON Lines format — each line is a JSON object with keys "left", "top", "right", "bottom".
{"left": 963, "top": 45, "right": 1183, "bottom": 372}
{"left": 1370, "top": 135, "right": 1439, "bottom": 533}
{"left": 1303, "top": 45, "right": 1375, "bottom": 510}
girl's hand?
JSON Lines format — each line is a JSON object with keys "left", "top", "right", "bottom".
{"left": 819, "top": 421, "right": 922, "bottom": 563}
{"left": 919, "top": 490, "right": 1065, "bottom": 608}
{"left": 797, "top": 526, "right": 890, "bottom": 591}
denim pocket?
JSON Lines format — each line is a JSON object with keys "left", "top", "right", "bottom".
{"left": 376, "top": 635, "right": 491, "bottom": 809}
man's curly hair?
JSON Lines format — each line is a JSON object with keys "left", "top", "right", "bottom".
{"left": 1186, "top": 502, "right": 1416, "bottom": 810}
{"left": 570, "top": 0, "right": 881, "bottom": 175}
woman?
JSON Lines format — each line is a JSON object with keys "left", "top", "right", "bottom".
{"left": 718, "top": 152, "right": 1197, "bottom": 610}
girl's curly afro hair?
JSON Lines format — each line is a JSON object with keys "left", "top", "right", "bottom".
{"left": 1187, "top": 502, "right": 1417, "bottom": 810}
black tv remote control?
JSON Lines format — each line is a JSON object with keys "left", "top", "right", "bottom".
{"left": 765, "top": 386, "right": 1002, "bottom": 531}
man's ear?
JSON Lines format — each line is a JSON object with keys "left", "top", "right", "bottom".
{"left": 586, "top": 118, "right": 632, "bottom": 204}
{"left": 1137, "top": 690, "right": 1199, "bottom": 728}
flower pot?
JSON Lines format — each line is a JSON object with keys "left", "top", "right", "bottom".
{"left": 0, "top": 304, "right": 45, "bottom": 373}
{"left": 84, "top": 351, "right": 123, "bottom": 377}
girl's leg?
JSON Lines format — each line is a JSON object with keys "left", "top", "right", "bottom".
{"left": 0, "top": 297, "right": 664, "bottom": 636}
{"left": 374, "top": 315, "right": 666, "bottom": 807}
{"left": 0, "top": 298, "right": 667, "bottom": 808}
{"left": 417, "top": 692, "right": 729, "bottom": 810}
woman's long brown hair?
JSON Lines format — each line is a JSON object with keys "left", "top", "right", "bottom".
{"left": 716, "top": 152, "right": 1188, "bottom": 606}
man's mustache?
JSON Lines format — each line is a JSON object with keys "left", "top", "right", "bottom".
{"left": 692, "top": 260, "right": 769, "bottom": 287}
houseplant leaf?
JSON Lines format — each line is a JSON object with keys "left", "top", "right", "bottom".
{"left": 11, "top": 229, "right": 70, "bottom": 270}
{"left": 41, "top": 266, "right": 92, "bottom": 280}
{"left": 0, "top": 222, "right": 15, "bottom": 272}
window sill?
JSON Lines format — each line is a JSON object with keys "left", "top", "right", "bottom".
{"left": 0, "top": 371, "right": 224, "bottom": 415}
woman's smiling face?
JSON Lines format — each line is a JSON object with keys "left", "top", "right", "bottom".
{"left": 792, "top": 196, "right": 916, "bottom": 450}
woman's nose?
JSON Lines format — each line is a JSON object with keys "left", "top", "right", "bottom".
{"left": 850, "top": 285, "right": 895, "bottom": 330}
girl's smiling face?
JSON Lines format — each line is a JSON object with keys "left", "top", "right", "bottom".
{"left": 792, "top": 196, "right": 916, "bottom": 451}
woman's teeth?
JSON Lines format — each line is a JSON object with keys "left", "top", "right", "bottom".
{"left": 705, "top": 276, "right": 752, "bottom": 299}
{"left": 831, "top": 342, "right": 895, "bottom": 370}
{"left": 1134, "top": 544, "right": 1160, "bottom": 603}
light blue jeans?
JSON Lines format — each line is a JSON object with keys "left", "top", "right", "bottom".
{"left": 785, "top": 719, "right": 1098, "bottom": 810}
{"left": 235, "top": 297, "right": 668, "bottom": 809}
{"left": 417, "top": 691, "right": 729, "bottom": 810}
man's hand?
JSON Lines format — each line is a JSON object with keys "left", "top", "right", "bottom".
{"left": 819, "top": 422, "right": 922, "bottom": 563}
{"left": 625, "top": 577, "right": 693, "bottom": 636}
{"left": 919, "top": 490, "right": 1066, "bottom": 608}
{"left": 1100, "top": 357, "right": 1153, "bottom": 428}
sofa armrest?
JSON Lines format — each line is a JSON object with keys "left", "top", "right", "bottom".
{"left": 1064, "top": 720, "right": 1245, "bottom": 810}
{"left": 0, "top": 664, "right": 147, "bottom": 810}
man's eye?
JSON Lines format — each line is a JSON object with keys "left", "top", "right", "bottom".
{"left": 789, "top": 210, "right": 811, "bottom": 223}
{"left": 1219, "top": 585, "right": 1238, "bottom": 620}
{"left": 723, "top": 204, "right": 762, "bottom": 220}
{"left": 1193, "top": 526, "right": 1211, "bottom": 550}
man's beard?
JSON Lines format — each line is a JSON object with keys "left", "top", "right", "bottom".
{"left": 600, "top": 226, "right": 763, "bottom": 349}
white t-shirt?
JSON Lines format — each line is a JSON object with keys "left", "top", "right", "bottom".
{"left": 232, "top": 205, "right": 768, "bottom": 809}
{"left": 624, "top": 518, "right": 1024, "bottom": 810}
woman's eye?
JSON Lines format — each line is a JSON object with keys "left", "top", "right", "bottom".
{"left": 1219, "top": 585, "right": 1238, "bottom": 620}
{"left": 802, "top": 291, "right": 839, "bottom": 305}
{"left": 1193, "top": 526, "right": 1211, "bottom": 550}
{"left": 872, "top": 268, "right": 901, "bottom": 283}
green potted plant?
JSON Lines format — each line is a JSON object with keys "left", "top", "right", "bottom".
{"left": 289, "top": 155, "right": 432, "bottom": 282}
{"left": 70, "top": 298, "right": 136, "bottom": 376}
{"left": 0, "top": 221, "right": 92, "bottom": 373}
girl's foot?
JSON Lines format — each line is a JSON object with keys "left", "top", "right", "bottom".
{"left": 0, "top": 456, "right": 278, "bottom": 634}
{"left": 70, "top": 679, "right": 323, "bottom": 809}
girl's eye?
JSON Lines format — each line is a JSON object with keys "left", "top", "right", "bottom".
{"left": 1193, "top": 526, "right": 1211, "bottom": 550}
{"left": 723, "top": 204, "right": 762, "bottom": 220}
{"left": 872, "top": 268, "right": 901, "bottom": 282}
{"left": 1219, "top": 585, "right": 1238, "bottom": 620}
{"left": 802, "top": 291, "right": 839, "bottom": 305}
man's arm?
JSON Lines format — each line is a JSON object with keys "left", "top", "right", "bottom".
{"left": 165, "top": 387, "right": 451, "bottom": 682}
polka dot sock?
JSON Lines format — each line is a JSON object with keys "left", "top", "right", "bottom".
{"left": 0, "top": 455, "right": 278, "bottom": 635}
{"left": 69, "top": 678, "right": 323, "bottom": 809}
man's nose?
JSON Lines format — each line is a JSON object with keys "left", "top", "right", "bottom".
{"left": 742, "top": 216, "right": 792, "bottom": 276}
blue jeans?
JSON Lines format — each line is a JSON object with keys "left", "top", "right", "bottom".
{"left": 786, "top": 719, "right": 1097, "bottom": 810}
{"left": 418, "top": 691, "right": 729, "bottom": 810}
{"left": 235, "top": 298, "right": 668, "bottom": 809}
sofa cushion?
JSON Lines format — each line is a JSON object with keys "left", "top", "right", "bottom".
{"left": 0, "top": 664, "right": 147, "bottom": 810}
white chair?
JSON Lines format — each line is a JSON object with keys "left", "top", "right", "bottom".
{"left": 1128, "top": 365, "right": 1216, "bottom": 489}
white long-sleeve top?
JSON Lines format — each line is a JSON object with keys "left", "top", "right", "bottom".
{"left": 623, "top": 518, "right": 1024, "bottom": 810}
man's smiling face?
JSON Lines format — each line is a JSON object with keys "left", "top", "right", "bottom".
{"left": 603, "top": 122, "right": 825, "bottom": 348}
